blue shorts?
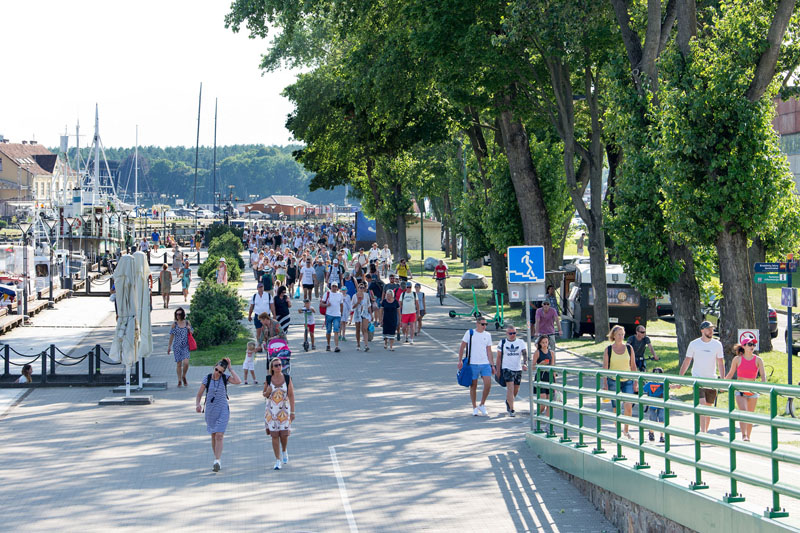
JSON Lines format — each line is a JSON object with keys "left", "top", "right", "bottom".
{"left": 648, "top": 407, "right": 664, "bottom": 423}
{"left": 253, "top": 316, "right": 263, "bottom": 330}
{"left": 325, "top": 315, "right": 341, "bottom": 334}
{"left": 471, "top": 364, "right": 493, "bottom": 378}
{"left": 607, "top": 378, "right": 634, "bottom": 408}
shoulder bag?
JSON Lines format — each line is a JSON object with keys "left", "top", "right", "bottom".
{"left": 457, "top": 329, "right": 474, "bottom": 387}
{"left": 494, "top": 339, "right": 507, "bottom": 387}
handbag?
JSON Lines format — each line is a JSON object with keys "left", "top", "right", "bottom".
{"left": 319, "top": 291, "right": 329, "bottom": 316}
{"left": 457, "top": 329, "right": 474, "bottom": 387}
{"left": 295, "top": 285, "right": 301, "bottom": 299}
{"left": 494, "top": 339, "right": 507, "bottom": 387}
{"left": 187, "top": 330, "right": 198, "bottom": 351}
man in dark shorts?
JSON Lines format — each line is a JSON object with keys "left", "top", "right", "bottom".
{"left": 676, "top": 321, "right": 724, "bottom": 433}
{"left": 626, "top": 326, "right": 659, "bottom": 371}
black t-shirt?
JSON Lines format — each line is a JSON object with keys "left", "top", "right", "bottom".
{"left": 368, "top": 280, "right": 384, "bottom": 300}
{"left": 274, "top": 295, "right": 290, "bottom": 317}
{"left": 626, "top": 335, "right": 651, "bottom": 369}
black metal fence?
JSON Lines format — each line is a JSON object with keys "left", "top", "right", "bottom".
{"left": 0, "top": 343, "right": 130, "bottom": 387}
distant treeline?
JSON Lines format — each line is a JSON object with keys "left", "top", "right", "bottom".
{"left": 60, "top": 144, "right": 347, "bottom": 206}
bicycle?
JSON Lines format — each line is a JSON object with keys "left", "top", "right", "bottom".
{"left": 434, "top": 276, "right": 447, "bottom": 305}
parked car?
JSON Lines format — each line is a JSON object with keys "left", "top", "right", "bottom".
{"left": 656, "top": 294, "right": 673, "bottom": 317}
{"left": 197, "top": 209, "right": 215, "bottom": 219}
{"left": 701, "top": 298, "right": 778, "bottom": 339}
{"left": 786, "top": 313, "right": 800, "bottom": 355}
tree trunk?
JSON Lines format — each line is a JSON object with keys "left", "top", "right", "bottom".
{"left": 587, "top": 220, "right": 610, "bottom": 340}
{"left": 395, "top": 206, "right": 408, "bottom": 261}
{"left": 496, "top": 99, "right": 555, "bottom": 270}
{"left": 716, "top": 226, "right": 756, "bottom": 366}
{"left": 749, "top": 237, "right": 772, "bottom": 352}
{"left": 489, "top": 249, "right": 508, "bottom": 302}
{"left": 668, "top": 242, "right": 703, "bottom": 366}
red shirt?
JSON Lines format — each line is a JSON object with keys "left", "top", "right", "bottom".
{"left": 434, "top": 265, "right": 448, "bottom": 279}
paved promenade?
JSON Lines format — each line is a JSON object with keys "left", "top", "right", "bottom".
{"left": 0, "top": 256, "right": 616, "bottom": 532}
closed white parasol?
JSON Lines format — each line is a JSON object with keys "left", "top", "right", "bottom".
{"left": 132, "top": 251, "right": 153, "bottom": 359}
{"left": 109, "top": 254, "right": 139, "bottom": 372}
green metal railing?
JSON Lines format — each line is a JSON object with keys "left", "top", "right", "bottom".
{"left": 530, "top": 365, "right": 800, "bottom": 519}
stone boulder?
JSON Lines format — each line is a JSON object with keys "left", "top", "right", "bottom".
{"left": 459, "top": 272, "right": 488, "bottom": 289}
{"left": 424, "top": 257, "right": 440, "bottom": 271}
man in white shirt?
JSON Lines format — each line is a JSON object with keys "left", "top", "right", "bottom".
{"left": 322, "top": 283, "right": 344, "bottom": 352}
{"left": 299, "top": 258, "right": 316, "bottom": 301}
{"left": 497, "top": 324, "right": 528, "bottom": 417}
{"left": 457, "top": 317, "right": 495, "bottom": 416}
{"left": 677, "top": 321, "right": 725, "bottom": 432}
{"left": 248, "top": 283, "right": 276, "bottom": 347}
{"left": 368, "top": 243, "right": 380, "bottom": 264}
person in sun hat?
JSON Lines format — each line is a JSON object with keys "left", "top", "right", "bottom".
{"left": 216, "top": 257, "right": 228, "bottom": 285}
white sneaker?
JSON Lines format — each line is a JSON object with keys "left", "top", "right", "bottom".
{"left": 479, "top": 405, "right": 488, "bottom": 416}
{"left": 282, "top": 451, "right": 289, "bottom": 464}
{"left": 410, "top": 339, "right": 414, "bottom": 345}
{"left": 473, "top": 407, "right": 480, "bottom": 416}
{"left": 274, "top": 460, "right": 282, "bottom": 470}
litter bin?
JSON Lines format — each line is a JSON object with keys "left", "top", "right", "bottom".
{"left": 560, "top": 319, "right": 573, "bottom": 339}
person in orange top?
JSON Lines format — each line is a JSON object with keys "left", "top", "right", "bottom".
{"left": 724, "top": 340, "right": 766, "bottom": 441}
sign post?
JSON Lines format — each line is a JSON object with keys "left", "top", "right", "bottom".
{"left": 508, "top": 246, "right": 546, "bottom": 432}
{"left": 754, "top": 259, "right": 797, "bottom": 388}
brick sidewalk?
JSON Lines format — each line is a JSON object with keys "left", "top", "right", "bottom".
{"left": 0, "top": 257, "right": 616, "bottom": 532}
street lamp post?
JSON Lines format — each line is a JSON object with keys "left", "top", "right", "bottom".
{"left": 43, "top": 218, "right": 56, "bottom": 308}
{"left": 18, "top": 222, "right": 32, "bottom": 322}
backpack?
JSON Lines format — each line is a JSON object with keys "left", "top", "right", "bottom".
{"left": 204, "top": 373, "right": 229, "bottom": 405}
{"left": 266, "top": 373, "right": 291, "bottom": 386}
{"left": 261, "top": 269, "right": 274, "bottom": 291}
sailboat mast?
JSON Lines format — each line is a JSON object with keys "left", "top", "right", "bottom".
{"left": 134, "top": 125, "right": 139, "bottom": 208}
{"left": 213, "top": 98, "right": 217, "bottom": 212}
{"left": 92, "top": 104, "right": 100, "bottom": 207}
{"left": 193, "top": 83, "right": 202, "bottom": 207}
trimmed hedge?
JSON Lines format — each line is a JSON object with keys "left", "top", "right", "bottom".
{"left": 204, "top": 223, "right": 244, "bottom": 247}
{"left": 199, "top": 253, "right": 242, "bottom": 283}
{"left": 208, "top": 231, "right": 245, "bottom": 270}
{"left": 188, "top": 281, "right": 244, "bottom": 349}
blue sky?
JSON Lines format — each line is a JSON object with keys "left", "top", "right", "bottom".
{"left": 1, "top": 1, "right": 299, "bottom": 149}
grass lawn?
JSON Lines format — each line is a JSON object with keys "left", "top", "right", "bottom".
{"left": 406, "top": 249, "right": 513, "bottom": 318}
{"left": 558, "top": 337, "right": 797, "bottom": 414}
{"left": 189, "top": 326, "right": 253, "bottom": 367}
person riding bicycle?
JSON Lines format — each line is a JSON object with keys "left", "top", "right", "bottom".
{"left": 433, "top": 259, "right": 449, "bottom": 298}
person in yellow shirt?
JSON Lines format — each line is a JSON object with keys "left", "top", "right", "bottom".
{"left": 396, "top": 258, "right": 411, "bottom": 282}
{"left": 603, "top": 325, "right": 638, "bottom": 439}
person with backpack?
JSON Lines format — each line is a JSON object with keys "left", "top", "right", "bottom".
{"left": 326, "top": 258, "right": 344, "bottom": 288}
{"left": 497, "top": 324, "right": 528, "bottom": 417}
{"left": 603, "top": 325, "right": 639, "bottom": 439}
{"left": 195, "top": 357, "right": 241, "bottom": 472}
{"left": 249, "top": 283, "right": 276, "bottom": 347}
{"left": 263, "top": 357, "right": 295, "bottom": 470}
{"left": 457, "top": 317, "right": 495, "bottom": 416}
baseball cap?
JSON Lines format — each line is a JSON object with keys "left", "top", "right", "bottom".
{"left": 700, "top": 320, "right": 713, "bottom": 330}
{"left": 257, "top": 282, "right": 264, "bottom": 287}
{"left": 331, "top": 282, "right": 339, "bottom": 287}
{"left": 333, "top": 259, "right": 339, "bottom": 264}
{"left": 743, "top": 338, "right": 757, "bottom": 346}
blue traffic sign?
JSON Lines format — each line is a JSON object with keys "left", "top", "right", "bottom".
{"left": 507, "top": 246, "right": 545, "bottom": 283}
{"left": 754, "top": 262, "right": 798, "bottom": 273}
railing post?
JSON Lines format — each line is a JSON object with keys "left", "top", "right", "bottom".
{"left": 49, "top": 344, "right": 56, "bottom": 376}
{"left": 95, "top": 344, "right": 101, "bottom": 375}
{"left": 546, "top": 368, "right": 556, "bottom": 437}
{"left": 40, "top": 350, "right": 47, "bottom": 384}
{"left": 3, "top": 344, "right": 9, "bottom": 377}
{"left": 612, "top": 374, "right": 626, "bottom": 462}
{"left": 575, "top": 371, "right": 587, "bottom": 448}
{"left": 724, "top": 383, "right": 744, "bottom": 502}
{"left": 690, "top": 382, "right": 708, "bottom": 489}
{"left": 593, "top": 373, "right": 606, "bottom": 454}
{"left": 88, "top": 349, "right": 95, "bottom": 383}
{"left": 660, "top": 376, "right": 676, "bottom": 478}
{"left": 560, "top": 370, "right": 571, "bottom": 443}
{"left": 766, "top": 388, "right": 789, "bottom": 518}
{"left": 635, "top": 375, "right": 649, "bottom": 470}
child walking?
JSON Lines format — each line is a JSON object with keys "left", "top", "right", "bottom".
{"left": 297, "top": 299, "right": 317, "bottom": 350}
{"left": 644, "top": 367, "right": 665, "bottom": 442}
{"left": 243, "top": 341, "right": 258, "bottom": 385}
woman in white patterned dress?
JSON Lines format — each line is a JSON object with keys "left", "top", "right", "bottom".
{"left": 263, "top": 358, "right": 295, "bottom": 470}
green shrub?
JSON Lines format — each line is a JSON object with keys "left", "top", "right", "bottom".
{"left": 199, "top": 253, "right": 242, "bottom": 283}
{"left": 204, "top": 223, "right": 243, "bottom": 247}
{"left": 0, "top": 220, "right": 8, "bottom": 229}
{"left": 208, "top": 231, "right": 245, "bottom": 270}
{"left": 188, "top": 281, "right": 244, "bottom": 348}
